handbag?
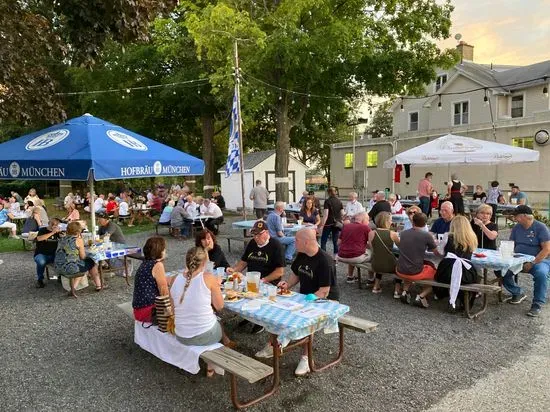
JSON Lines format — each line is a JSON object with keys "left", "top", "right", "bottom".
{"left": 154, "top": 295, "right": 173, "bottom": 333}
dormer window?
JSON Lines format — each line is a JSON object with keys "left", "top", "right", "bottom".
{"left": 435, "top": 74, "right": 448, "bottom": 92}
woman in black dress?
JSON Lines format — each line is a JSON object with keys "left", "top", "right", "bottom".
{"left": 447, "top": 173, "right": 467, "bottom": 215}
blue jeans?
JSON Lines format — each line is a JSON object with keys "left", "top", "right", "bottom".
{"left": 275, "top": 236, "right": 296, "bottom": 261}
{"left": 321, "top": 225, "right": 341, "bottom": 255}
{"left": 419, "top": 197, "right": 430, "bottom": 215}
{"left": 34, "top": 254, "right": 55, "bottom": 281}
{"left": 502, "top": 259, "right": 550, "bottom": 308}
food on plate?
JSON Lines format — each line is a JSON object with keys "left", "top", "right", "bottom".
{"left": 228, "top": 272, "right": 243, "bottom": 282}
{"left": 225, "top": 290, "right": 240, "bottom": 302}
{"left": 242, "top": 291, "right": 259, "bottom": 299}
{"left": 277, "top": 288, "right": 293, "bottom": 296}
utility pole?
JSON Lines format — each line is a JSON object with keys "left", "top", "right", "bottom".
{"left": 233, "top": 39, "right": 246, "bottom": 220}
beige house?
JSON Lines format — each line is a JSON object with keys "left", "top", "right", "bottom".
{"left": 331, "top": 43, "right": 550, "bottom": 206}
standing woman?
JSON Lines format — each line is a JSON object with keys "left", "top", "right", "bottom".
{"left": 299, "top": 197, "right": 321, "bottom": 226}
{"left": 447, "top": 173, "right": 467, "bottom": 215}
{"left": 132, "top": 236, "right": 169, "bottom": 323}
{"left": 171, "top": 247, "right": 231, "bottom": 376}
{"left": 54, "top": 221, "right": 102, "bottom": 297}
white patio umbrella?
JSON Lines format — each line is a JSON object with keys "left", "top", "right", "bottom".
{"left": 383, "top": 133, "right": 540, "bottom": 168}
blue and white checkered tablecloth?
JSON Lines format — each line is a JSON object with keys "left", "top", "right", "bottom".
{"left": 471, "top": 249, "right": 534, "bottom": 274}
{"left": 87, "top": 243, "right": 141, "bottom": 262}
{"left": 391, "top": 214, "right": 409, "bottom": 224}
{"left": 224, "top": 293, "right": 349, "bottom": 345}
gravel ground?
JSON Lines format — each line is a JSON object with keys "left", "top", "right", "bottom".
{"left": 0, "top": 217, "right": 547, "bottom": 412}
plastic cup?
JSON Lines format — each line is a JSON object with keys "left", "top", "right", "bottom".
{"left": 298, "top": 218, "right": 304, "bottom": 226}
{"left": 268, "top": 285, "right": 278, "bottom": 302}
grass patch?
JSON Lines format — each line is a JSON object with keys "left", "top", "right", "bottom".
{"left": 0, "top": 236, "right": 25, "bottom": 253}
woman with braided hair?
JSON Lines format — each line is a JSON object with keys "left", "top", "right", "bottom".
{"left": 171, "top": 247, "right": 232, "bottom": 376}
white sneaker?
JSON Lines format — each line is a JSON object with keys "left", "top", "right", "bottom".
{"left": 9, "top": 235, "right": 20, "bottom": 240}
{"left": 255, "top": 343, "right": 274, "bottom": 359}
{"left": 295, "top": 356, "right": 310, "bottom": 376}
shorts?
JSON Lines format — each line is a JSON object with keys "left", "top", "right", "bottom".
{"left": 176, "top": 321, "right": 222, "bottom": 346}
{"left": 396, "top": 264, "right": 436, "bottom": 281}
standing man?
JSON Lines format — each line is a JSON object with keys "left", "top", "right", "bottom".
{"left": 228, "top": 220, "right": 285, "bottom": 334}
{"left": 343, "top": 192, "right": 364, "bottom": 222}
{"left": 265, "top": 202, "right": 296, "bottom": 264}
{"left": 502, "top": 206, "right": 549, "bottom": 317}
{"left": 319, "top": 186, "right": 344, "bottom": 257}
{"left": 249, "top": 179, "right": 270, "bottom": 219}
{"left": 33, "top": 218, "right": 62, "bottom": 288}
{"left": 418, "top": 172, "right": 433, "bottom": 215}
{"left": 256, "top": 228, "right": 339, "bottom": 375}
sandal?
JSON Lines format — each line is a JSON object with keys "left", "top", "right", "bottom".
{"left": 206, "top": 368, "right": 215, "bottom": 378}
{"left": 413, "top": 295, "right": 429, "bottom": 308}
{"left": 372, "top": 288, "right": 382, "bottom": 294}
{"left": 400, "top": 291, "right": 411, "bottom": 305}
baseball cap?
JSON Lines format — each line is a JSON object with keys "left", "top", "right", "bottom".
{"left": 250, "top": 220, "right": 268, "bottom": 235}
{"left": 511, "top": 205, "right": 533, "bottom": 215}
{"left": 96, "top": 211, "right": 109, "bottom": 219}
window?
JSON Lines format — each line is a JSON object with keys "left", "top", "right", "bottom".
{"left": 435, "top": 74, "right": 448, "bottom": 92}
{"left": 408, "top": 112, "right": 419, "bottom": 131}
{"left": 512, "top": 137, "right": 534, "bottom": 149}
{"left": 511, "top": 95, "right": 524, "bottom": 118}
{"left": 344, "top": 152, "right": 354, "bottom": 168}
{"left": 453, "top": 101, "right": 469, "bottom": 125}
{"left": 366, "top": 151, "right": 378, "bottom": 167}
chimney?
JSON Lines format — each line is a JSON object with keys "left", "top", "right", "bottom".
{"left": 456, "top": 41, "right": 474, "bottom": 62}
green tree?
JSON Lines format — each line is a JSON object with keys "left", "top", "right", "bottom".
{"left": 184, "top": 0, "right": 457, "bottom": 202}
{"left": 364, "top": 101, "right": 393, "bottom": 139}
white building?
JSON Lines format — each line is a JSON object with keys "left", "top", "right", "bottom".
{"left": 331, "top": 42, "right": 550, "bottom": 205}
{"left": 217, "top": 150, "right": 307, "bottom": 211}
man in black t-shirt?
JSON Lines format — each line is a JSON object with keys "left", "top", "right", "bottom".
{"left": 273, "top": 228, "right": 339, "bottom": 376}
{"left": 228, "top": 220, "right": 285, "bottom": 334}
{"left": 368, "top": 191, "right": 392, "bottom": 223}
{"left": 34, "top": 218, "right": 62, "bottom": 288}
{"left": 228, "top": 220, "right": 285, "bottom": 285}
{"left": 320, "top": 186, "right": 343, "bottom": 256}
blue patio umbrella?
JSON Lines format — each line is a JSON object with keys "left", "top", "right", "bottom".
{"left": 0, "top": 113, "right": 205, "bottom": 235}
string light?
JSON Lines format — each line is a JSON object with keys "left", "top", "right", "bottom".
{"left": 483, "top": 89, "right": 489, "bottom": 106}
{"left": 543, "top": 77, "right": 549, "bottom": 97}
{"left": 400, "top": 97, "right": 404, "bottom": 112}
{"left": 437, "top": 95, "right": 442, "bottom": 111}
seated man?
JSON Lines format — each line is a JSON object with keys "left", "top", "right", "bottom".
{"left": 502, "top": 206, "right": 550, "bottom": 317}
{"left": 368, "top": 191, "right": 391, "bottom": 224}
{"left": 158, "top": 200, "right": 174, "bottom": 225}
{"left": 97, "top": 212, "right": 126, "bottom": 244}
{"left": 199, "top": 198, "right": 223, "bottom": 234}
{"left": 343, "top": 192, "right": 364, "bottom": 222}
{"left": 256, "top": 228, "right": 339, "bottom": 375}
{"left": 170, "top": 203, "right": 192, "bottom": 238}
{"left": 396, "top": 213, "right": 440, "bottom": 305}
{"left": 430, "top": 201, "right": 454, "bottom": 235}
{"left": 336, "top": 212, "right": 371, "bottom": 283}
{"left": 0, "top": 202, "right": 18, "bottom": 239}
{"left": 93, "top": 194, "right": 106, "bottom": 214}
{"left": 211, "top": 191, "right": 226, "bottom": 209}
{"left": 509, "top": 185, "right": 528, "bottom": 205}
{"left": 34, "top": 217, "right": 62, "bottom": 288}
{"left": 227, "top": 220, "right": 285, "bottom": 334}
{"left": 265, "top": 201, "right": 296, "bottom": 263}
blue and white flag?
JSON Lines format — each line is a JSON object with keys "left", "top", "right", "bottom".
{"left": 225, "top": 90, "right": 241, "bottom": 177}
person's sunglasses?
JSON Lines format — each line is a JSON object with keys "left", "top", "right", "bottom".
{"left": 407, "top": 211, "right": 417, "bottom": 215}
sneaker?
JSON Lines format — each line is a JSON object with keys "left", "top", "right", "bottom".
{"left": 237, "top": 319, "right": 250, "bottom": 329}
{"left": 372, "top": 288, "right": 382, "bottom": 294}
{"left": 508, "top": 293, "right": 527, "bottom": 305}
{"left": 35, "top": 279, "right": 45, "bottom": 288}
{"left": 527, "top": 306, "right": 542, "bottom": 317}
{"left": 502, "top": 294, "right": 513, "bottom": 303}
{"left": 49, "top": 275, "right": 58, "bottom": 280}
{"left": 251, "top": 324, "right": 265, "bottom": 334}
{"left": 400, "top": 291, "right": 411, "bottom": 305}
{"left": 295, "top": 356, "right": 310, "bottom": 376}
{"left": 346, "top": 277, "right": 358, "bottom": 284}
{"left": 255, "top": 343, "right": 274, "bottom": 359}
{"left": 393, "top": 291, "right": 401, "bottom": 299}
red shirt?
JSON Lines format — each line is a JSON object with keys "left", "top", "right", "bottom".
{"left": 337, "top": 222, "right": 371, "bottom": 258}
{"left": 150, "top": 196, "right": 162, "bottom": 212}
{"left": 106, "top": 200, "right": 118, "bottom": 213}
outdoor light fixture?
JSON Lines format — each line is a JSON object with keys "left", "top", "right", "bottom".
{"left": 544, "top": 85, "right": 549, "bottom": 98}
{"left": 484, "top": 89, "right": 489, "bottom": 106}
{"left": 437, "top": 95, "right": 442, "bottom": 111}
{"left": 400, "top": 98, "right": 404, "bottom": 112}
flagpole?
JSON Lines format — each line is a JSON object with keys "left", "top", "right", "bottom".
{"left": 234, "top": 39, "right": 246, "bottom": 220}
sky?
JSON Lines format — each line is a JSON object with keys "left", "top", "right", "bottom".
{"left": 438, "top": 0, "right": 550, "bottom": 65}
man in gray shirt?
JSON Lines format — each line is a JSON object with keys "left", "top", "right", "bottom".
{"left": 249, "top": 180, "right": 270, "bottom": 219}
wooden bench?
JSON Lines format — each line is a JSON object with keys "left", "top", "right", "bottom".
{"left": 338, "top": 314, "right": 378, "bottom": 333}
{"left": 155, "top": 221, "right": 171, "bottom": 235}
{"left": 117, "top": 301, "right": 275, "bottom": 410}
{"left": 347, "top": 262, "right": 395, "bottom": 290}
{"left": 412, "top": 279, "right": 501, "bottom": 319}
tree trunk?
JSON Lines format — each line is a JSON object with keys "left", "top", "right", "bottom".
{"left": 275, "top": 100, "right": 290, "bottom": 202}
{"left": 201, "top": 114, "right": 215, "bottom": 198}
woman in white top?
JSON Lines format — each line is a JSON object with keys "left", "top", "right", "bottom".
{"left": 171, "top": 247, "right": 231, "bottom": 376}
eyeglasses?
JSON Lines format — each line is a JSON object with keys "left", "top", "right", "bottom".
{"left": 407, "top": 211, "right": 417, "bottom": 216}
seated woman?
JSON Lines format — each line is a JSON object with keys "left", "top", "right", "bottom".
{"left": 171, "top": 247, "right": 232, "bottom": 376}
{"left": 429, "top": 190, "right": 439, "bottom": 218}
{"left": 21, "top": 201, "right": 39, "bottom": 235}
{"left": 54, "top": 221, "right": 102, "bottom": 297}
{"left": 299, "top": 197, "right": 321, "bottom": 226}
{"left": 434, "top": 215, "right": 479, "bottom": 310}
{"left": 388, "top": 194, "right": 404, "bottom": 215}
{"left": 195, "top": 229, "right": 229, "bottom": 270}
{"left": 132, "top": 236, "right": 169, "bottom": 322}
{"left": 63, "top": 203, "right": 80, "bottom": 223}
{"left": 402, "top": 205, "right": 426, "bottom": 231}
{"left": 395, "top": 213, "right": 440, "bottom": 307}
{"left": 31, "top": 203, "right": 49, "bottom": 227}
{"left": 368, "top": 212, "right": 400, "bottom": 295}
{"left": 472, "top": 185, "right": 487, "bottom": 203}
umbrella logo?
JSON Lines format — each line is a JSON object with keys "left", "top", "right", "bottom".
{"left": 106, "top": 130, "right": 148, "bottom": 151}
{"left": 153, "top": 161, "right": 162, "bottom": 175}
{"left": 9, "top": 162, "right": 20, "bottom": 178}
{"left": 25, "top": 129, "right": 70, "bottom": 151}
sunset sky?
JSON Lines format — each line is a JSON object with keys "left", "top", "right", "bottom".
{"left": 438, "top": 0, "right": 550, "bottom": 65}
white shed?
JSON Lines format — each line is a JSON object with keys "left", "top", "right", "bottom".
{"left": 217, "top": 150, "right": 308, "bottom": 211}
